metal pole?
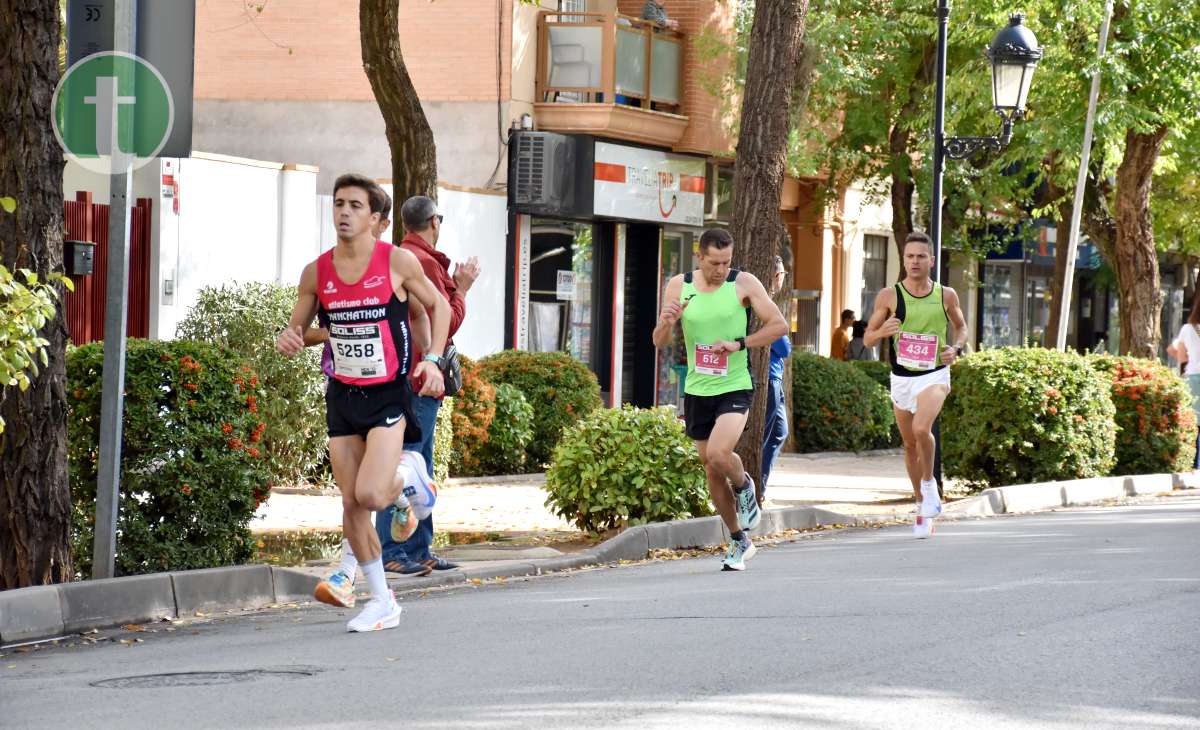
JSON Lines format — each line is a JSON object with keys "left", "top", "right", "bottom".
{"left": 929, "top": 0, "right": 949, "bottom": 281}
{"left": 930, "top": 0, "right": 949, "bottom": 491}
{"left": 1056, "top": 0, "right": 1113, "bottom": 352}
{"left": 93, "top": 0, "right": 137, "bottom": 579}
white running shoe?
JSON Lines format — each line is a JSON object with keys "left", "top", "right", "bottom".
{"left": 920, "top": 480, "right": 942, "bottom": 518}
{"left": 346, "top": 597, "right": 402, "bottom": 633}
{"left": 914, "top": 513, "right": 934, "bottom": 539}
{"left": 721, "top": 538, "right": 758, "bottom": 571}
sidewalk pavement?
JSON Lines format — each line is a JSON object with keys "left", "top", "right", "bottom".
{"left": 250, "top": 450, "right": 923, "bottom": 538}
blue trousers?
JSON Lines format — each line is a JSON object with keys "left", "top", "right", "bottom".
{"left": 761, "top": 378, "right": 788, "bottom": 493}
{"left": 375, "top": 394, "right": 441, "bottom": 564}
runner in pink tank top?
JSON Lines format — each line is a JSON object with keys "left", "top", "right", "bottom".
{"left": 276, "top": 174, "right": 451, "bottom": 633}
{"left": 316, "top": 240, "right": 412, "bottom": 387}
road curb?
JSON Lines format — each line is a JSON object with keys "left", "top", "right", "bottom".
{"left": 3, "top": 470, "right": 1197, "bottom": 646}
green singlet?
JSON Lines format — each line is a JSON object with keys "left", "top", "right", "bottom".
{"left": 680, "top": 269, "right": 752, "bottom": 396}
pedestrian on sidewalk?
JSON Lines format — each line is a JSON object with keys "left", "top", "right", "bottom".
{"left": 1166, "top": 294, "right": 1200, "bottom": 469}
{"left": 276, "top": 173, "right": 450, "bottom": 632}
{"left": 847, "top": 320, "right": 876, "bottom": 361}
{"left": 376, "top": 195, "right": 481, "bottom": 576}
{"left": 652, "top": 228, "right": 788, "bottom": 571}
{"left": 831, "top": 309, "right": 854, "bottom": 361}
{"left": 862, "top": 230, "right": 968, "bottom": 539}
{"left": 760, "top": 254, "right": 791, "bottom": 504}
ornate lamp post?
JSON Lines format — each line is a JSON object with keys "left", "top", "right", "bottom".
{"left": 930, "top": 9, "right": 1043, "bottom": 277}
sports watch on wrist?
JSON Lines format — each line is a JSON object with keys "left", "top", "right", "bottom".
{"left": 735, "top": 336, "right": 747, "bottom": 351}
{"left": 423, "top": 353, "right": 442, "bottom": 365}
{"left": 954, "top": 345, "right": 964, "bottom": 357}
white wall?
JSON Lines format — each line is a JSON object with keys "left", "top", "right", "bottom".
{"left": 318, "top": 183, "right": 508, "bottom": 359}
{"left": 434, "top": 187, "right": 508, "bottom": 359}
{"left": 66, "top": 158, "right": 503, "bottom": 356}
{"left": 842, "top": 180, "right": 896, "bottom": 320}
{"left": 66, "top": 152, "right": 320, "bottom": 340}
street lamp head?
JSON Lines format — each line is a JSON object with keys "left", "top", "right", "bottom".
{"left": 987, "top": 13, "right": 1043, "bottom": 120}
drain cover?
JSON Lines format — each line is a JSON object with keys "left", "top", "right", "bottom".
{"left": 92, "top": 669, "right": 314, "bottom": 689}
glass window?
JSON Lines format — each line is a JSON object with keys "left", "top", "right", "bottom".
{"left": 529, "top": 219, "right": 596, "bottom": 372}
{"left": 981, "top": 262, "right": 1023, "bottom": 349}
{"left": 860, "top": 234, "right": 888, "bottom": 319}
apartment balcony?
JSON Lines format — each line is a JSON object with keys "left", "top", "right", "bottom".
{"left": 534, "top": 11, "right": 688, "bottom": 148}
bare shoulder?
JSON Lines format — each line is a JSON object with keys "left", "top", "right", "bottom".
{"left": 941, "top": 284, "right": 961, "bottom": 305}
{"left": 734, "top": 269, "right": 767, "bottom": 295}
{"left": 297, "top": 261, "right": 318, "bottom": 291}
{"left": 389, "top": 245, "right": 422, "bottom": 273}
{"left": 876, "top": 286, "right": 897, "bottom": 306}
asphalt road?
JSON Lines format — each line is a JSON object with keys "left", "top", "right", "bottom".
{"left": 4, "top": 495, "right": 1199, "bottom": 729}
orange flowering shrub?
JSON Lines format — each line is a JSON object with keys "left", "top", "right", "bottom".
{"left": 1089, "top": 355, "right": 1196, "bottom": 475}
{"left": 449, "top": 355, "right": 496, "bottom": 476}
{"left": 478, "top": 350, "right": 602, "bottom": 468}
{"left": 68, "top": 339, "right": 269, "bottom": 576}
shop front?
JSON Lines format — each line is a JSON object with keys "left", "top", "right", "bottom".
{"left": 507, "top": 131, "right": 709, "bottom": 408}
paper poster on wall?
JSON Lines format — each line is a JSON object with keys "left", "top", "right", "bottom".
{"left": 556, "top": 270, "right": 576, "bottom": 301}
{"left": 593, "top": 142, "right": 706, "bottom": 226}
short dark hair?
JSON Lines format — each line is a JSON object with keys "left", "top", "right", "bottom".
{"left": 698, "top": 228, "right": 733, "bottom": 253}
{"left": 852, "top": 320, "right": 867, "bottom": 339}
{"left": 401, "top": 195, "right": 438, "bottom": 232}
{"left": 379, "top": 189, "right": 393, "bottom": 221}
{"left": 333, "top": 173, "right": 387, "bottom": 215}
{"left": 841, "top": 309, "right": 855, "bottom": 322}
{"left": 905, "top": 230, "right": 932, "bottom": 248}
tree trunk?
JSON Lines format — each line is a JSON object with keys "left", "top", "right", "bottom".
{"left": 730, "top": 0, "right": 809, "bottom": 487}
{"left": 1113, "top": 126, "right": 1169, "bottom": 358}
{"left": 888, "top": 42, "right": 935, "bottom": 268}
{"left": 1040, "top": 161, "right": 1070, "bottom": 348}
{"left": 359, "top": 0, "right": 438, "bottom": 201}
{"left": 0, "top": 0, "right": 71, "bottom": 588}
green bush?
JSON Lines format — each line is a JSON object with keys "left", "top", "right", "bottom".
{"left": 790, "top": 352, "right": 894, "bottom": 452}
{"left": 176, "top": 282, "right": 327, "bottom": 486}
{"left": 449, "top": 355, "right": 496, "bottom": 476}
{"left": 68, "top": 339, "right": 270, "bottom": 576}
{"left": 851, "top": 359, "right": 891, "bottom": 389}
{"left": 942, "top": 348, "right": 1116, "bottom": 490}
{"left": 478, "top": 350, "right": 602, "bottom": 468}
{"left": 545, "top": 405, "right": 711, "bottom": 532}
{"left": 1089, "top": 354, "right": 1196, "bottom": 475}
{"left": 475, "top": 383, "right": 535, "bottom": 476}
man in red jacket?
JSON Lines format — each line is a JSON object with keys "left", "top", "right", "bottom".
{"left": 376, "top": 195, "right": 480, "bottom": 575}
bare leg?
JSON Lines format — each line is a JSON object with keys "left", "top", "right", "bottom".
{"left": 698, "top": 412, "right": 750, "bottom": 533}
{"left": 330, "top": 436, "right": 379, "bottom": 564}
{"left": 893, "top": 406, "right": 922, "bottom": 502}
{"left": 911, "top": 385, "right": 949, "bottom": 484}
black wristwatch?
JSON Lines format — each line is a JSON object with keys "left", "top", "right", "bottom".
{"left": 735, "top": 336, "right": 747, "bottom": 351}
{"left": 954, "top": 345, "right": 964, "bottom": 357}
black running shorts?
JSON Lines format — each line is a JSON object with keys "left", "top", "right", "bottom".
{"left": 325, "top": 378, "right": 422, "bottom": 442}
{"left": 683, "top": 389, "right": 754, "bottom": 441}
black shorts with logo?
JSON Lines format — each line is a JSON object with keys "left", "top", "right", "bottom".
{"left": 683, "top": 389, "right": 754, "bottom": 441}
{"left": 325, "top": 378, "right": 422, "bottom": 442}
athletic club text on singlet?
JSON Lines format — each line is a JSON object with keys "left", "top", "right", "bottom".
{"left": 680, "top": 269, "right": 752, "bottom": 396}
{"left": 316, "top": 241, "right": 411, "bottom": 387}
{"left": 890, "top": 280, "right": 950, "bottom": 377}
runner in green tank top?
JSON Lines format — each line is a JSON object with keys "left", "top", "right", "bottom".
{"left": 652, "top": 229, "right": 788, "bottom": 571}
{"left": 863, "top": 231, "right": 969, "bottom": 538}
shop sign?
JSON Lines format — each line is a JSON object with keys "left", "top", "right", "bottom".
{"left": 593, "top": 142, "right": 705, "bottom": 226}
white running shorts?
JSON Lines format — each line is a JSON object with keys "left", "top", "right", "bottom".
{"left": 890, "top": 367, "right": 951, "bottom": 414}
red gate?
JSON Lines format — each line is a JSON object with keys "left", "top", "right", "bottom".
{"left": 63, "top": 192, "right": 152, "bottom": 345}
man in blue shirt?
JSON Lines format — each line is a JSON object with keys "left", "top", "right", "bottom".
{"left": 761, "top": 255, "right": 792, "bottom": 504}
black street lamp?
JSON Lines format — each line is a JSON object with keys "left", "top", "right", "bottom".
{"left": 930, "top": 8, "right": 1043, "bottom": 278}
{"left": 928, "top": 7, "right": 1041, "bottom": 493}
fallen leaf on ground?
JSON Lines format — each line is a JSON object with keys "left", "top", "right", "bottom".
{"left": 469, "top": 578, "right": 482, "bottom": 585}
{"left": 122, "top": 624, "right": 145, "bottom": 632}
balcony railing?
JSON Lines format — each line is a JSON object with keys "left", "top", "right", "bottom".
{"left": 534, "top": 11, "right": 688, "bottom": 146}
